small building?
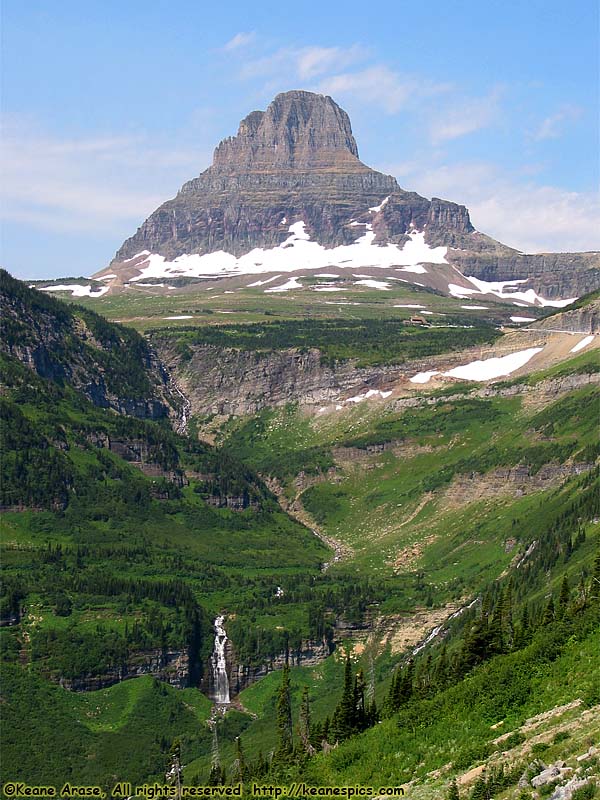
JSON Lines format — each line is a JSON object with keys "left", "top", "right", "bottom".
{"left": 402, "top": 315, "right": 431, "bottom": 327}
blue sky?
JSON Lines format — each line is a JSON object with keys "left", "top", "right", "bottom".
{"left": 1, "top": 0, "right": 598, "bottom": 279}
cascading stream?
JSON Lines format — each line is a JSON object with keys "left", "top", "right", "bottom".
{"left": 210, "top": 615, "right": 230, "bottom": 705}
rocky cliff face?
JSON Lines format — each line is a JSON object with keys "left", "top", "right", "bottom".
{"left": 56, "top": 648, "right": 191, "bottom": 692}
{"left": 154, "top": 335, "right": 553, "bottom": 417}
{"left": 100, "top": 91, "right": 599, "bottom": 299}
{"left": 229, "top": 637, "right": 334, "bottom": 695}
{"left": 110, "top": 90, "right": 412, "bottom": 261}
{"left": 532, "top": 296, "right": 600, "bottom": 333}
{"left": 0, "top": 269, "right": 174, "bottom": 420}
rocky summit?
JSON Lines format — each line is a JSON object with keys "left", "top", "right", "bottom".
{"left": 95, "top": 91, "right": 599, "bottom": 303}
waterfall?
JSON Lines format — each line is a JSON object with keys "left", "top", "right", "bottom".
{"left": 210, "top": 615, "right": 230, "bottom": 705}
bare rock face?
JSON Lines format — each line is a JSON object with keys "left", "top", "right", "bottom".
{"left": 56, "top": 648, "right": 191, "bottom": 692}
{"left": 105, "top": 91, "right": 599, "bottom": 297}
{"left": 110, "top": 91, "right": 468, "bottom": 262}
{"left": 532, "top": 295, "right": 600, "bottom": 333}
{"left": 212, "top": 90, "right": 364, "bottom": 173}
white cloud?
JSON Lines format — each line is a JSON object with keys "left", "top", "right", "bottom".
{"left": 315, "top": 65, "right": 450, "bottom": 114}
{"left": 531, "top": 104, "right": 583, "bottom": 141}
{"left": 296, "top": 45, "right": 367, "bottom": 79}
{"left": 240, "top": 43, "right": 367, "bottom": 83}
{"left": 391, "top": 159, "right": 600, "bottom": 253}
{"left": 222, "top": 31, "right": 255, "bottom": 51}
{"left": 429, "top": 87, "right": 504, "bottom": 143}
{"left": 0, "top": 116, "right": 210, "bottom": 235}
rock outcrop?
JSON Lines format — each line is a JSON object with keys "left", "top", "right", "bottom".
{"left": 56, "top": 648, "right": 191, "bottom": 692}
{"left": 533, "top": 294, "right": 600, "bottom": 333}
{"left": 99, "top": 91, "right": 599, "bottom": 299}
{"left": 229, "top": 637, "right": 333, "bottom": 695}
{"left": 0, "top": 270, "right": 174, "bottom": 420}
{"left": 153, "top": 333, "right": 556, "bottom": 416}
{"left": 200, "top": 634, "right": 333, "bottom": 699}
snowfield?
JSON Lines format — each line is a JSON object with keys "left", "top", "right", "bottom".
{"left": 570, "top": 335, "right": 594, "bottom": 353}
{"left": 410, "top": 371, "right": 440, "bottom": 384}
{"left": 410, "top": 347, "right": 544, "bottom": 383}
{"left": 343, "top": 389, "right": 393, "bottom": 404}
{"left": 264, "top": 276, "right": 304, "bottom": 293}
{"left": 443, "top": 348, "right": 544, "bottom": 380}
{"left": 449, "top": 277, "right": 576, "bottom": 308}
{"left": 122, "top": 221, "right": 448, "bottom": 283}
{"left": 354, "top": 279, "right": 391, "bottom": 290}
{"left": 38, "top": 284, "right": 109, "bottom": 298}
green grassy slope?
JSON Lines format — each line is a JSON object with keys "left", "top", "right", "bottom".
{"left": 1, "top": 274, "right": 598, "bottom": 793}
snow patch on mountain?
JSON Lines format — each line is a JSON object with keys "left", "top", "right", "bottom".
{"left": 570, "top": 335, "right": 594, "bottom": 353}
{"left": 264, "top": 276, "right": 304, "bottom": 292}
{"left": 345, "top": 389, "right": 393, "bottom": 403}
{"left": 355, "top": 279, "right": 391, "bottom": 290}
{"left": 449, "top": 277, "right": 576, "bottom": 308}
{"left": 123, "top": 222, "right": 448, "bottom": 283}
{"left": 38, "top": 284, "right": 109, "bottom": 298}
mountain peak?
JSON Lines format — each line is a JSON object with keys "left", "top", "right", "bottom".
{"left": 211, "top": 90, "right": 367, "bottom": 173}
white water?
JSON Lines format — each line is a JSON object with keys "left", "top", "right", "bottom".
{"left": 411, "top": 598, "right": 480, "bottom": 655}
{"left": 211, "top": 615, "right": 230, "bottom": 705}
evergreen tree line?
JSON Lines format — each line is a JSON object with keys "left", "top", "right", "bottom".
{"left": 202, "top": 546, "right": 600, "bottom": 785}
{"left": 152, "top": 317, "right": 499, "bottom": 367}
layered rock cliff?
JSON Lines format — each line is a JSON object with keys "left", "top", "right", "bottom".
{"left": 154, "top": 334, "right": 553, "bottom": 417}
{"left": 100, "top": 91, "right": 599, "bottom": 299}
{"left": 532, "top": 294, "right": 600, "bottom": 333}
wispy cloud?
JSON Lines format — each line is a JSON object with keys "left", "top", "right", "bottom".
{"left": 0, "top": 116, "right": 210, "bottom": 235}
{"left": 531, "top": 104, "right": 583, "bottom": 141}
{"left": 238, "top": 41, "right": 456, "bottom": 116}
{"left": 222, "top": 31, "right": 255, "bottom": 52}
{"left": 296, "top": 45, "right": 368, "bottom": 79}
{"left": 389, "top": 158, "right": 599, "bottom": 253}
{"left": 429, "top": 87, "right": 504, "bottom": 143}
{"left": 239, "top": 43, "right": 368, "bottom": 83}
{"left": 314, "top": 66, "right": 449, "bottom": 114}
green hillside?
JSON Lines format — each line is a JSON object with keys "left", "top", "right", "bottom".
{"left": 1, "top": 273, "right": 598, "bottom": 795}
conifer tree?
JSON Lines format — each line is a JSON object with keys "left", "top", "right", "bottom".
{"left": 366, "top": 698, "right": 379, "bottom": 727}
{"left": 253, "top": 751, "right": 268, "bottom": 778}
{"left": 331, "top": 655, "right": 356, "bottom": 742}
{"left": 434, "top": 645, "right": 449, "bottom": 691}
{"left": 385, "top": 660, "right": 413, "bottom": 715}
{"left": 514, "top": 604, "right": 531, "bottom": 649}
{"left": 542, "top": 594, "right": 555, "bottom": 625}
{"left": 470, "top": 773, "right": 487, "bottom": 800}
{"left": 207, "top": 764, "right": 225, "bottom": 786}
{"left": 321, "top": 716, "right": 331, "bottom": 747}
{"left": 297, "top": 686, "right": 315, "bottom": 755}
{"left": 557, "top": 575, "right": 570, "bottom": 618}
{"left": 353, "top": 669, "right": 367, "bottom": 731}
{"left": 502, "top": 581, "right": 514, "bottom": 650}
{"left": 416, "top": 653, "right": 433, "bottom": 697}
{"left": 488, "top": 601, "right": 504, "bottom": 655}
{"left": 232, "top": 737, "right": 248, "bottom": 782}
{"left": 273, "top": 664, "right": 294, "bottom": 766}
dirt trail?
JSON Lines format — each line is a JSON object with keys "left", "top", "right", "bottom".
{"left": 265, "top": 476, "right": 354, "bottom": 571}
{"left": 397, "top": 493, "right": 433, "bottom": 529}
